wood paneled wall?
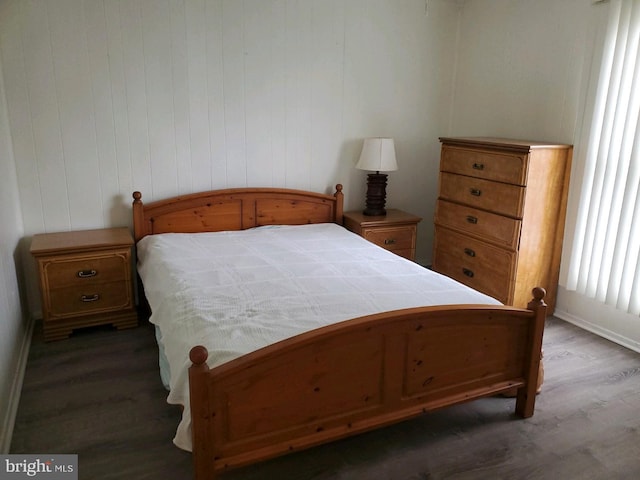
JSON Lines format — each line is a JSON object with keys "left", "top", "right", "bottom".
{"left": 0, "top": 44, "right": 28, "bottom": 453}
{"left": 1, "top": 0, "right": 463, "bottom": 317}
{"left": 1, "top": 0, "right": 460, "bottom": 237}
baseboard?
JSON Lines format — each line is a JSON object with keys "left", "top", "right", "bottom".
{"left": 554, "top": 286, "right": 640, "bottom": 354}
{"left": 554, "top": 308, "right": 640, "bottom": 354}
{"left": 0, "top": 315, "right": 35, "bottom": 453}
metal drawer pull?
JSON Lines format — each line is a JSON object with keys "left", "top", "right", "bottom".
{"left": 462, "top": 268, "right": 474, "bottom": 278}
{"left": 384, "top": 239, "right": 396, "bottom": 245}
{"left": 77, "top": 269, "right": 97, "bottom": 278}
{"left": 466, "top": 215, "right": 478, "bottom": 224}
{"left": 469, "top": 188, "right": 482, "bottom": 196}
{"left": 81, "top": 294, "right": 100, "bottom": 302}
{"left": 472, "top": 163, "right": 484, "bottom": 170}
{"left": 464, "top": 248, "right": 476, "bottom": 257}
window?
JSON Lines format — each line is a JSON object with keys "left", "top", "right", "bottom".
{"left": 566, "top": 0, "right": 640, "bottom": 316}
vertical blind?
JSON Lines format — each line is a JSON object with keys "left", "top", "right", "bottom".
{"left": 566, "top": 0, "right": 640, "bottom": 315}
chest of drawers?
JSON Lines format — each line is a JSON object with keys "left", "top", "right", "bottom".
{"left": 432, "top": 137, "right": 572, "bottom": 312}
{"left": 30, "top": 227, "right": 138, "bottom": 341}
{"left": 343, "top": 209, "right": 422, "bottom": 261}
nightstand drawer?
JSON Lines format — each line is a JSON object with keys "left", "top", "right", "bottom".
{"left": 435, "top": 199, "right": 521, "bottom": 249}
{"left": 432, "top": 226, "right": 515, "bottom": 304}
{"left": 441, "top": 146, "right": 527, "bottom": 185}
{"left": 41, "top": 251, "right": 130, "bottom": 288}
{"left": 47, "top": 281, "right": 133, "bottom": 318}
{"left": 362, "top": 225, "right": 416, "bottom": 252}
{"left": 439, "top": 172, "right": 525, "bottom": 218}
{"left": 343, "top": 209, "right": 422, "bottom": 262}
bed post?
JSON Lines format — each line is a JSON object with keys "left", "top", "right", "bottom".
{"left": 132, "top": 191, "right": 145, "bottom": 242}
{"left": 516, "top": 287, "right": 547, "bottom": 418}
{"left": 189, "top": 346, "right": 216, "bottom": 480}
{"left": 334, "top": 184, "right": 344, "bottom": 225}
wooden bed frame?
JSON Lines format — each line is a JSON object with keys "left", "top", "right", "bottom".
{"left": 132, "top": 185, "right": 546, "bottom": 480}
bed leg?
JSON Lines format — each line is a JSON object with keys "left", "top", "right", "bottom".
{"left": 515, "top": 287, "right": 546, "bottom": 418}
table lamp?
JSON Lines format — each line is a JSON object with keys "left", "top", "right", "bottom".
{"left": 356, "top": 137, "right": 398, "bottom": 216}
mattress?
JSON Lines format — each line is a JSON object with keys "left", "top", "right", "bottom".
{"left": 136, "top": 222, "right": 501, "bottom": 450}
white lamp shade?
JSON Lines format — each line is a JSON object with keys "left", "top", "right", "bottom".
{"left": 356, "top": 137, "right": 398, "bottom": 172}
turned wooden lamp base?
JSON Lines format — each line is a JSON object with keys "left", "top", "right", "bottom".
{"left": 363, "top": 172, "right": 389, "bottom": 216}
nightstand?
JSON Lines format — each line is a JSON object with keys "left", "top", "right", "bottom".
{"left": 30, "top": 227, "right": 138, "bottom": 341}
{"left": 343, "top": 209, "right": 422, "bottom": 261}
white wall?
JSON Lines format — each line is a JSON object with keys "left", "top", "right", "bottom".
{"left": 0, "top": 0, "right": 464, "bottom": 317}
{"left": 0, "top": 14, "right": 29, "bottom": 451}
{"left": 451, "top": 0, "right": 592, "bottom": 144}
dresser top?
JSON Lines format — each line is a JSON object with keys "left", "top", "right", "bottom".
{"left": 30, "top": 227, "right": 133, "bottom": 256}
{"left": 439, "top": 137, "right": 572, "bottom": 152}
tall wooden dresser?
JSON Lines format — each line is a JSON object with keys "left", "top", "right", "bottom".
{"left": 432, "top": 137, "right": 572, "bottom": 313}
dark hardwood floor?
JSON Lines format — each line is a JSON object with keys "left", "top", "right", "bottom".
{"left": 10, "top": 316, "right": 640, "bottom": 479}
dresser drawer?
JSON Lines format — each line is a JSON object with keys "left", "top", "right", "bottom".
{"left": 441, "top": 146, "right": 528, "bottom": 185}
{"left": 41, "top": 251, "right": 130, "bottom": 288}
{"left": 435, "top": 199, "right": 521, "bottom": 249}
{"left": 362, "top": 225, "right": 416, "bottom": 252}
{"left": 47, "top": 280, "right": 133, "bottom": 318}
{"left": 439, "top": 172, "right": 525, "bottom": 218}
{"left": 432, "top": 226, "right": 515, "bottom": 304}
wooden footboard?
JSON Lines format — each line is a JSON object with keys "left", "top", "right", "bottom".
{"left": 188, "top": 288, "right": 547, "bottom": 480}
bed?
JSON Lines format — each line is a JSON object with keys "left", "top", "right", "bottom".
{"left": 132, "top": 184, "right": 546, "bottom": 480}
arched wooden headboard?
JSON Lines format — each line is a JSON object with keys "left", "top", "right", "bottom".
{"left": 132, "top": 184, "right": 344, "bottom": 242}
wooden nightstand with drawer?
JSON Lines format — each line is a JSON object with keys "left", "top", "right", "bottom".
{"left": 432, "top": 137, "right": 572, "bottom": 312}
{"left": 30, "top": 227, "right": 138, "bottom": 341}
{"left": 343, "top": 209, "right": 422, "bottom": 261}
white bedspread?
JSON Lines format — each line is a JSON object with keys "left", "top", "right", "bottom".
{"left": 136, "top": 222, "right": 500, "bottom": 451}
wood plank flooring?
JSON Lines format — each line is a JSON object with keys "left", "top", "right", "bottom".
{"left": 10, "top": 317, "right": 640, "bottom": 479}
